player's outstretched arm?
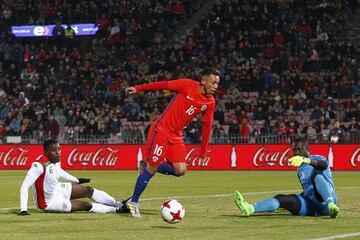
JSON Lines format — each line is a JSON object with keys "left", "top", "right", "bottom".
{"left": 57, "top": 166, "right": 83, "bottom": 183}
{"left": 19, "top": 163, "right": 43, "bottom": 215}
{"left": 126, "top": 79, "right": 192, "bottom": 94}
{"left": 288, "top": 156, "right": 328, "bottom": 170}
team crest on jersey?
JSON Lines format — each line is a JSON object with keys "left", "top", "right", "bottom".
{"left": 201, "top": 105, "right": 207, "bottom": 111}
{"left": 152, "top": 156, "right": 159, "bottom": 162}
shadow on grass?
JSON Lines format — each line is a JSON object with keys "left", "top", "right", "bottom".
{"left": 223, "top": 213, "right": 293, "bottom": 218}
{"left": 150, "top": 225, "right": 177, "bottom": 229}
{"left": 141, "top": 209, "right": 159, "bottom": 216}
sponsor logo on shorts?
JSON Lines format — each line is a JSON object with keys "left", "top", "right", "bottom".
{"left": 63, "top": 202, "right": 68, "bottom": 210}
{"left": 201, "top": 105, "right": 207, "bottom": 111}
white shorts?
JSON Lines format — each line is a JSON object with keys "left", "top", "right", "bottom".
{"left": 44, "top": 183, "right": 72, "bottom": 212}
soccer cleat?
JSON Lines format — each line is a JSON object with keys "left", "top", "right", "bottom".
{"left": 126, "top": 200, "right": 141, "bottom": 218}
{"left": 234, "top": 191, "right": 255, "bottom": 217}
{"left": 138, "top": 160, "right": 147, "bottom": 174}
{"left": 115, "top": 197, "right": 131, "bottom": 213}
{"left": 328, "top": 202, "right": 340, "bottom": 219}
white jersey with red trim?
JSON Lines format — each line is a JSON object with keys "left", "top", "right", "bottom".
{"left": 20, "top": 155, "right": 79, "bottom": 212}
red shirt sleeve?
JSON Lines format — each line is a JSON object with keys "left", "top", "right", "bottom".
{"left": 199, "top": 102, "right": 215, "bottom": 157}
{"left": 134, "top": 79, "right": 193, "bottom": 93}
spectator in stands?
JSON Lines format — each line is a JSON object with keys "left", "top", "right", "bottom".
{"left": 318, "top": 122, "right": 330, "bottom": 143}
{"left": 127, "top": 107, "right": 139, "bottom": 122}
{"left": 64, "top": 25, "right": 75, "bottom": 48}
{"left": 0, "top": 120, "right": 7, "bottom": 141}
{"left": 276, "top": 121, "right": 289, "bottom": 144}
{"left": 138, "top": 110, "right": 150, "bottom": 122}
{"left": 131, "top": 125, "right": 144, "bottom": 144}
{"left": 8, "top": 117, "right": 21, "bottom": 135}
{"left": 85, "top": 118, "right": 99, "bottom": 135}
{"left": 52, "top": 21, "right": 65, "bottom": 45}
{"left": 121, "top": 124, "right": 132, "bottom": 144}
{"left": 0, "top": 0, "right": 359, "bottom": 145}
{"left": 20, "top": 118, "right": 32, "bottom": 137}
{"left": 46, "top": 115, "right": 60, "bottom": 140}
{"left": 212, "top": 122, "right": 227, "bottom": 144}
{"left": 347, "top": 117, "right": 360, "bottom": 143}
{"left": 302, "top": 120, "right": 317, "bottom": 143}
{"left": 33, "top": 122, "right": 46, "bottom": 143}
{"left": 316, "top": 116, "right": 330, "bottom": 130}
{"left": 239, "top": 118, "right": 251, "bottom": 143}
{"left": 328, "top": 120, "right": 347, "bottom": 143}
{"left": 310, "top": 105, "right": 324, "bottom": 122}
{"left": 214, "top": 106, "right": 225, "bottom": 124}
{"left": 184, "top": 118, "right": 201, "bottom": 144}
{"left": 251, "top": 121, "right": 266, "bottom": 144}
{"left": 324, "top": 105, "right": 337, "bottom": 120}
{"left": 109, "top": 116, "right": 121, "bottom": 135}
{"left": 144, "top": 124, "right": 151, "bottom": 139}
{"left": 228, "top": 119, "right": 240, "bottom": 144}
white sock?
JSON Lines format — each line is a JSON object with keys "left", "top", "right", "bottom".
{"left": 89, "top": 203, "right": 117, "bottom": 213}
{"left": 91, "top": 189, "right": 117, "bottom": 206}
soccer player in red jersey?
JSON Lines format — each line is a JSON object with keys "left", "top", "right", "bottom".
{"left": 124, "top": 68, "right": 220, "bottom": 217}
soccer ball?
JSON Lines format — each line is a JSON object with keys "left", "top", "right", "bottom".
{"left": 160, "top": 199, "right": 185, "bottom": 224}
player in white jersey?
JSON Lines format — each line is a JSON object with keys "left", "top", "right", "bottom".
{"left": 19, "top": 139, "right": 129, "bottom": 215}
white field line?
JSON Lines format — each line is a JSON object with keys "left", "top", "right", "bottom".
{"left": 308, "top": 232, "right": 360, "bottom": 240}
{"left": 1, "top": 186, "right": 358, "bottom": 212}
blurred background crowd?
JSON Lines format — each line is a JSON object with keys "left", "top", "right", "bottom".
{"left": 0, "top": 0, "right": 359, "bottom": 144}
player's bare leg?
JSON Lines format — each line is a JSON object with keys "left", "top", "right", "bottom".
{"left": 172, "top": 162, "right": 187, "bottom": 176}
{"left": 70, "top": 200, "right": 92, "bottom": 212}
{"left": 71, "top": 184, "right": 93, "bottom": 199}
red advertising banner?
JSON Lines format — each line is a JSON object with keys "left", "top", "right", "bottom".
{"left": 0, "top": 144, "right": 359, "bottom": 170}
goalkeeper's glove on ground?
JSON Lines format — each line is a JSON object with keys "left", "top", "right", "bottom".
{"left": 288, "top": 156, "right": 310, "bottom": 167}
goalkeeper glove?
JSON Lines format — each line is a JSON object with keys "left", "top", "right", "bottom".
{"left": 288, "top": 156, "right": 310, "bottom": 167}
{"left": 78, "top": 178, "right": 91, "bottom": 184}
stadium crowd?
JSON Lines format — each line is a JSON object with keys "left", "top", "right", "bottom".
{"left": 0, "top": 0, "right": 360, "bottom": 144}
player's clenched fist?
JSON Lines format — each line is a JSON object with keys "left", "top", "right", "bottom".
{"left": 288, "top": 156, "right": 310, "bottom": 167}
{"left": 125, "top": 87, "right": 137, "bottom": 95}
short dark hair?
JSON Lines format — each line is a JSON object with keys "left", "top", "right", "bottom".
{"left": 43, "top": 139, "right": 58, "bottom": 152}
{"left": 293, "top": 137, "right": 309, "bottom": 148}
{"left": 202, "top": 67, "right": 220, "bottom": 77}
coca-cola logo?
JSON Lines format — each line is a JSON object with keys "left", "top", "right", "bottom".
{"left": 253, "top": 147, "right": 291, "bottom": 167}
{"left": 0, "top": 147, "right": 29, "bottom": 166}
{"left": 350, "top": 148, "right": 360, "bottom": 167}
{"left": 67, "top": 147, "right": 119, "bottom": 166}
{"left": 185, "top": 147, "right": 211, "bottom": 167}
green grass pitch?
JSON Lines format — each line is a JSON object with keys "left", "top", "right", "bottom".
{"left": 0, "top": 170, "right": 359, "bottom": 240}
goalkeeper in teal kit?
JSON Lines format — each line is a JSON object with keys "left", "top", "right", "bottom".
{"left": 234, "top": 137, "right": 340, "bottom": 218}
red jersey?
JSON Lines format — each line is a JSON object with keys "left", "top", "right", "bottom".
{"left": 135, "top": 79, "right": 215, "bottom": 155}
